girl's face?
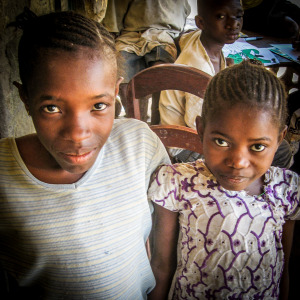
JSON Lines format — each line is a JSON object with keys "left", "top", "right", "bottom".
{"left": 196, "top": 103, "right": 286, "bottom": 194}
{"left": 19, "top": 50, "right": 121, "bottom": 176}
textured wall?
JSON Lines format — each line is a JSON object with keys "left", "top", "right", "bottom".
{"left": 0, "top": 0, "right": 59, "bottom": 138}
{"left": 0, "top": 0, "right": 106, "bottom": 138}
{"left": 0, "top": 0, "right": 33, "bottom": 138}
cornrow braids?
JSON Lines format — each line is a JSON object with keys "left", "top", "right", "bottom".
{"left": 16, "top": 10, "right": 116, "bottom": 86}
{"left": 202, "top": 60, "right": 288, "bottom": 132}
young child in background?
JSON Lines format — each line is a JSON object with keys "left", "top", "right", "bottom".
{"left": 159, "top": 0, "right": 243, "bottom": 162}
{"left": 148, "top": 61, "right": 299, "bottom": 299}
{"left": 0, "top": 11, "right": 170, "bottom": 299}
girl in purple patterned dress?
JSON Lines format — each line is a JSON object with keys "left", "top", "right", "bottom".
{"left": 148, "top": 60, "right": 299, "bottom": 300}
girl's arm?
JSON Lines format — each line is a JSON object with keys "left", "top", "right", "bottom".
{"left": 148, "top": 203, "right": 179, "bottom": 300}
{"left": 280, "top": 220, "right": 295, "bottom": 300}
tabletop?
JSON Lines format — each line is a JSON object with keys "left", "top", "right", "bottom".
{"left": 241, "top": 30, "right": 300, "bottom": 92}
{"left": 241, "top": 29, "right": 300, "bottom": 66}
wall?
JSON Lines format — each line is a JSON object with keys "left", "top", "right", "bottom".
{"left": 0, "top": 0, "right": 107, "bottom": 138}
{"left": 0, "top": 0, "right": 58, "bottom": 138}
{"left": 0, "top": 0, "right": 32, "bottom": 138}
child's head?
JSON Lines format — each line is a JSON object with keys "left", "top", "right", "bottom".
{"left": 196, "top": 0, "right": 243, "bottom": 44}
{"left": 196, "top": 60, "right": 288, "bottom": 193}
{"left": 201, "top": 60, "right": 287, "bottom": 131}
{"left": 14, "top": 11, "right": 122, "bottom": 177}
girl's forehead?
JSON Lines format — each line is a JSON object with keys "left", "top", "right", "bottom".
{"left": 37, "top": 47, "right": 114, "bottom": 64}
{"left": 31, "top": 48, "right": 117, "bottom": 80}
{"left": 24, "top": 48, "right": 118, "bottom": 101}
{"left": 205, "top": 103, "right": 280, "bottom": 132}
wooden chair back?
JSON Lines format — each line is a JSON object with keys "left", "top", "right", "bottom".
{"left": 126, "top": 63, "right": 212, "bottom": 123}
{"left": 150, "top": 124, "right": 202, "bottom": 154}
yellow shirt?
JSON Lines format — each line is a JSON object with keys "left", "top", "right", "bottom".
{"left": 159, "top": 30, "right": 226, "bottom": 130}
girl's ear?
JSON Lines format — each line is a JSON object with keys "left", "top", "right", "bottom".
{"left": 195, "top": 15, "right": 205, "bottom": 30}
{"left": 115, "top": 77, "right": 124, "bottom": 97}
{"left": 195, "top": 116, "right": 204, "bottom": 141}
{"left": 13, "top": 81, "right": 30, "bottom": 113}
{"left": 278, "top": 125, "right": 288, "bottom": 145}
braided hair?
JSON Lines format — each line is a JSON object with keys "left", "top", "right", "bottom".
{"left": 202, "top": 60, "right": 287, "bottom": 132}
{"left": 14, "top": 9, "right": 116, "bottom": 87}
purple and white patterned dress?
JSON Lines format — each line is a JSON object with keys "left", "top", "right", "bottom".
{"left": 148, "top": 160, "right": 299, "bottom": 300}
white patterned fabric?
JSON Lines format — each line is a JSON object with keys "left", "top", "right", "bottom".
{"left": 148, "top": 160, "right": 300, "bottom": 299}
{"left": 0, "top": 118, "right": 170, "bottom": 299}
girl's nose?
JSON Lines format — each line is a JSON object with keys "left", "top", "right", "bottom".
{"left": 61, "top": 113, "right": 91, "bottom": 142}
{"left": 225, "top": 149, "right": 250, "bottom": 169}
{"left": 226, "top": 17, "right": 240, "bottom": 30}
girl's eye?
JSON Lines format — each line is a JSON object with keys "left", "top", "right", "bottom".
{"left": 251, "top": 144, "right": 266, "bottom": 152}
{"left": 217, "top": 14, "right": 225, "bottom": 19}
{"left": 42, "top": 105, "right": 60, "bottom": 113}
{"left": 93, "top": 103, "right": 107, "bottom": 111}
{"left": 214, "top": 138, "right": 228, "bottom": 147}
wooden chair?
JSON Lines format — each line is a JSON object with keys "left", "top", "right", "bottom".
{"left": 150, "top": 124, "right": 202, "bottom": 154}
{"left": 126, "top": 64, "right": 210, "bottom": 258}
{"left": 126, "top": 63, "right": 212, "bottom": 124}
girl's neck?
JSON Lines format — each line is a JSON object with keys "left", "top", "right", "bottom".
{"left": 244, "top": 176, "right": 265, "bottom": 196}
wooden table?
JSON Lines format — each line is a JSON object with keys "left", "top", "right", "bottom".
{"left": 242, "top": 30, "right": 300, "bottom": 93}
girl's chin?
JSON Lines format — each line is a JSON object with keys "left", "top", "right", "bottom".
{"left": 218, "top": 177, "right": 250, "bottom": 192}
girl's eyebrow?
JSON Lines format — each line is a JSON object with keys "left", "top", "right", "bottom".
{"left": 210, "top": 130, "right": 230, "bottom": 138}
{"left": 211, "top": 131, "right": 272, "bottom": 142}
{"left": 93, "top": 93, "right": 114, "bottom": 100}
{"left": 248, "top": 137, "right": 272, "bottom": 142}
{"left": 38, "top": 93, "right": 114, "bottom": 101}
{"left": 39, "top": 95, "right": 59, "bottom": 101}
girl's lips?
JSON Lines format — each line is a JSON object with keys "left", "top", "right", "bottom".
{"left": 221, "top": 175, "right": 247, "bottom": 185}
{"left": 59, "top": 149, "right": 95, "bottom": 164}
{"left": 227, "top": 34, "right": 238, "bottom": 40}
